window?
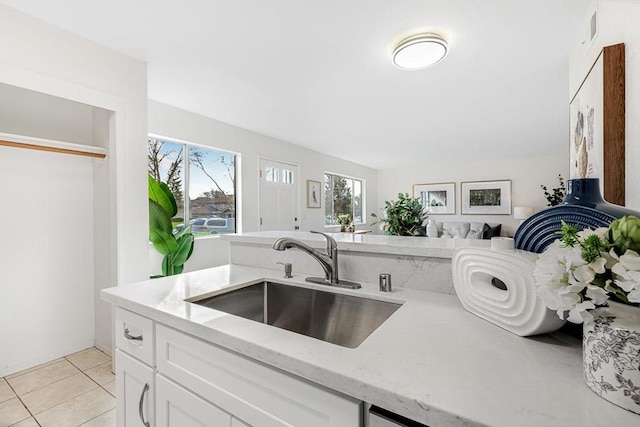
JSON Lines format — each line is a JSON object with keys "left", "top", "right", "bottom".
{"left": 148, "top": 137, "right": 237, "bottom": 237}
{"left": 324, "top": 173, "right": 364, "bottom": 226}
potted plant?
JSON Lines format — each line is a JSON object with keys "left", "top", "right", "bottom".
{"left": 336, "top": 213, "right": 352, "bottom": 232}
{"left": 148, "top": 174, "right": 195, "bottom": 276}
{"left": 534, "top": 216, "right": 640, "bottom": 413}
{"left": 371, "top": 193, "right": 427, "bottom": 236}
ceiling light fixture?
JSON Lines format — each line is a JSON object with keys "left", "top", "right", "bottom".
{"left": 392, "top": 33, "right": 448, "bottom": 70}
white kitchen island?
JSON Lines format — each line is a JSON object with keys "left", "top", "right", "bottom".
{"left": 102, "top": 262, "right": 639, "bottom": 426}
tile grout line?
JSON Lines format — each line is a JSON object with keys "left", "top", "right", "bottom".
{"left": 3, "top": 377, "right": 42, "bottom": 427}
{"left": 5, "top": 347, "right": 113, "bottom": 427}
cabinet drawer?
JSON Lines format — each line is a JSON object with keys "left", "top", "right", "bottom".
{"left": 116, "top": 307, "right": 155, "bottom": 365}
{"left": 156, "top": 324, "right": 362, "bottom": 427}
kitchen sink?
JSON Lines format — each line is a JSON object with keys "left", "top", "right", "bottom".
{"left": 189, "top": 281, "right": 403, "bottom": 348}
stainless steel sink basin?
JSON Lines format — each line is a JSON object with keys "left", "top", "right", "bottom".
{"left": 189, "top": 281, "right": 402, "bottom": 348}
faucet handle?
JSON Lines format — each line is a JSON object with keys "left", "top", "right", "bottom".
{"left": 310, "top": 230, "right": 337, "bottom": 254}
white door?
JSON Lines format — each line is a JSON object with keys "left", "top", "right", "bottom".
{"left": 259, "top": 158, "right": 299, "bottom": 231}
{"left": 115, "top": 350, "right": 154, "bottom": 427}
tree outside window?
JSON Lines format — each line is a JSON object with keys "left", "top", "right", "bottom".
{"left": 148, "top": 137, "right": 237, "bottom": 237}
{"left": 324, "top": 173, "right": 364, "bottom": 226}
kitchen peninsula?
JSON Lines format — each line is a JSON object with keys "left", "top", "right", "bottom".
{"left": 102, "top": 232, "right": 638, "bottom": 426}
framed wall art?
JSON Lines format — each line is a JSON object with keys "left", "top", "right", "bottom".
{"left": 569, "top": 43, "right": 625, "bottom": 205}
{"left": 412, "top": 182, "right": 455, "bottom": 214}
{"left": 461, "top": 180, "right": 512, "bottom": 215}
{"left": 306, "top": 180, "right": 321, "bottom": 208}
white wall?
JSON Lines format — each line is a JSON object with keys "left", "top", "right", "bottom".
{"left": 569, "top": 0, "right": 640, "bottom": 210}
{"left": 148, "top": 100, "right": 378, "bottom": 273}
{"left": 0, "top": 4, "right": 147, "bottom": 373}
{"left": 377, "top": 153, "right": 569, "bottom": 237}
{"left": 0, "top": 148, "right": 95, "bottom": 375}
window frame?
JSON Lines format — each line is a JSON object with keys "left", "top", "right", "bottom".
{"left": 323, "top": 171, "right": 365, "bottom": 227}
{"left": 148, "top": 134, "right": 239, "bottom": 238}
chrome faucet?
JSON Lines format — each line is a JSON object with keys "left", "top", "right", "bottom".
{"left": 272, "top": 231, "right": 361, "bottom": 289}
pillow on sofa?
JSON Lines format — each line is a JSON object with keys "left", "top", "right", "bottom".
{"left": 443, "top": 222, "right": 470, "bottom": 239}
{"left": 482, "top": 223, "right": 502, "bottom": 239}
{"left": 466, "top": 222, "right": 485, "bottom": 239}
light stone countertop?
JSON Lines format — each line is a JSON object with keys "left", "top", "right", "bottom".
{"left": 101, "top": 264, "right": 638, "bottom": 427}
{"left": 222, "top": 231, "right": 493, "bottom": 258}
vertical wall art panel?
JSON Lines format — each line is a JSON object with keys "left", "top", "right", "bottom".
{"left": 569, "top": 43, "right": 625, "bottom": 205}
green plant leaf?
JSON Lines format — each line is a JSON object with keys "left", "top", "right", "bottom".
{"left": 173, "top": 233, "right": 195, "bottom": 266}
{"left": 150, "top": 229, "right": 179, "bottom": 256}
{"left": 148, "top": 174, "right": 177, "bottom": 218}
{"left": 158, "top": 181, "right": 178, "bottom": 218}
{"left": 149, "top": 199, "right": 173, "bottom": 235}
{"left": 162, "top": 255, "right": 172, "bottom": 276}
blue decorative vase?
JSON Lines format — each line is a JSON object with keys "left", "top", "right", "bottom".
{"left": 515, "top": 178, "right": 639, "bottom": 253}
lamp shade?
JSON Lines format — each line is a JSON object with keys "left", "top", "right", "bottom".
{"left": 513, "top": 206, "right": 534, "bottom": 220}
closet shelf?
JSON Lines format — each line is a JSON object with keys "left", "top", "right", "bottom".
{"left": 0, "top": 132, "right": 107, "bottom": 159}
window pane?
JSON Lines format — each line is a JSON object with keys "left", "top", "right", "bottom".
{"left": 147, "top": 137, "right": 184, "bottom": 231}
{"left": 324, "top": 174, "right": 333, "bottom": 225}
{"left": 282, "top": 169, "right": 294, "bottom": 184}
{"left": 265, "top": 167, "right": 278, "bottom": 182}
{"left": 353, "top": 180, "right": 362, "bottom": 224}
{"left": 323, "top": 173, "right": 364, "bottom": 226}
{"left": 189, "top": 147, "right": 236, "bottom": 236}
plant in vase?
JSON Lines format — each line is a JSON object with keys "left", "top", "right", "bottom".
{"left": 371, "top": 193, "right": 427, "bottom": 236}
{"left": 534, "top": 216, "right": 640, "bottom": 414}
{"left": 540, "top": 174, "right": 566, "bottom": 207}
{"left": 336, "top": 213, "right": 352, "bottom": 232}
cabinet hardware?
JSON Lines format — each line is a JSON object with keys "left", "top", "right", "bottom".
{"left": 124, "top": 328, "right": 143, "bottom": 342}
{"left": 138, "top": 383, "right": 150, "bottom": 427}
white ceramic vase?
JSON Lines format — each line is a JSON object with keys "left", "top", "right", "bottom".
{"left": 583, "top": 301, "right": 640, "bottom": 415}
{"left": 426, "top": 219, "right": 438, "bottom": 238}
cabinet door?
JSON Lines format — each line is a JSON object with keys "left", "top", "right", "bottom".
{"left": 156, "top": 324, "right": 361, "bottom": 427}
{"left": 116, "top": 349, "right": 155, "bottom": 427}
{"left": 156, "top": 374, "right": 231, "bottom": 427}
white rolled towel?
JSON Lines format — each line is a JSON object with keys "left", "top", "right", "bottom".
{"left": 452, "top": 247, "right": 565, "bottom": 336}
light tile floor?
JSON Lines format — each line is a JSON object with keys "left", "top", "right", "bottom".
{"left": 0, "top": 348, "right": 115, "bottom": 427}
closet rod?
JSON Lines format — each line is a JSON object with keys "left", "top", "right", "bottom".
{"left": 0, "top": 139, "right": 107, "bottom": 159}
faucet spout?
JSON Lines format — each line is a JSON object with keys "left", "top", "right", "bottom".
{"left": 272, "top": 231, "right": 359, "bottom": 289}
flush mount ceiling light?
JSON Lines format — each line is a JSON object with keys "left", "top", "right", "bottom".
{"left": 392, "top": 33, "right": 448, "bottom": 70}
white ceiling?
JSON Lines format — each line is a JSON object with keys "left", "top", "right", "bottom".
{"left": 0, "top": 0, "right": 591, "bottom": 170}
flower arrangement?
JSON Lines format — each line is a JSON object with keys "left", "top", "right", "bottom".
{"left": 534, "top": 216, "right": 640, "bottom": 323}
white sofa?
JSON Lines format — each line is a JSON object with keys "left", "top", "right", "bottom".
{"left": 429, "top": 221, "right": 502, "bottom": 239}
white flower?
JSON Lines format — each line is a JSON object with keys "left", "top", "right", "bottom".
{"left": 628, "top": 290, "right": 640, "bottom": 303}
{"left": 586, "top": 285, "right": 609, "bottom": 305}
{"left": 619, "top": 249, "right": 640, "bottom": 270}
{"left": 534, "top": 225, "right": 640, "bottom": 324}
{"left": 611, "top": 250, "right": 640, "bottom": 293}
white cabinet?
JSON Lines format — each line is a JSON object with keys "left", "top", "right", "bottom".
{"left": 156, "top": 375, "right": 231, "bottom": 427}
{"left": 115, "top": 307, "right": 156, "bottom": 426}
{"left": 156, "top": 324, "right": 362, "bottom": 427}
{"left": 116, "top": 349, "right": 154, "bottom": 427}
{"left": 113, "top": 308, "right": 362, "bottom": 427}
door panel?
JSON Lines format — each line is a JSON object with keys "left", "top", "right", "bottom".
{"left": 259, "top": 159, "right": 299, "bottom": 231}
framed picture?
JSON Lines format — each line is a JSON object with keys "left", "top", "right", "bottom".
{"left": 461, "top": 180, "right": 512, "bottom": 215}
{"left": 412, "top": 182, "right": 455, "bottom": 214}
{"left": 306, "top": 180, "right": 321, "bottom": 208}
{"left": 569, "top": 43, "right": 625, "bottom": 205}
